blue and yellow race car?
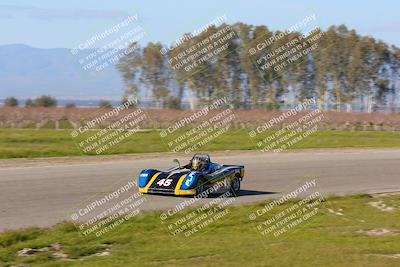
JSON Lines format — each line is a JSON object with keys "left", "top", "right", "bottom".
{"left": 138, "top": 153, "right": 244, "bottom": 196}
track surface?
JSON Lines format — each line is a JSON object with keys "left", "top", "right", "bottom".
{"left": 0, "top": 149, "right": 399, "bottom": 231}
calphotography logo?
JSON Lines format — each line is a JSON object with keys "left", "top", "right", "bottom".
{"left": 69, "top": 181, "right": 147, "bottom": 238}
{"left": 249, "top": 178, "right": 327, "bottom": 240}
{"left": 158, "top": 180, "right": 238, "bottom": 243}
{"left": 70, "top": 96, "right": 150, "bottom": 155}
{"left": 248, "top": 14, "right": 324, "bottom": 79}
{"left": 248, "top": 98, "right": 325, "bottom": 153}
{"left": 70, "top": 13, "right": 148, "bottom": 73}
{"left": 159, "top": 97, "right": 238, "bottom": 154}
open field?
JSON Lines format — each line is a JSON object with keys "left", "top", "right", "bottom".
{"left": 1, "top": 107, "right": 400, "bottom": 130}
{"left": 1, "top": 129, "right": 400, "bottom": 158}
{"left": 0, "top": 194, "right": 399, "bottom": 267}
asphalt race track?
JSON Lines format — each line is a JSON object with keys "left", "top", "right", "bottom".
{"left": 0, "top": 148, "right": 399, "bottom": 231}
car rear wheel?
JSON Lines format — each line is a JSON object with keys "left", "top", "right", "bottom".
{"left": 230, "top": 175, "right": 241, "bottom": 195}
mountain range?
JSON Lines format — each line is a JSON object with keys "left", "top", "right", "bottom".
{"left": 0, "top": 44, "right": 124, "bottom": 98}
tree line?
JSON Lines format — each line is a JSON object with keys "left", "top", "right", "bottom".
{"left": 2, "top": 96, "right": 58, "bottom": 107}
{"left": 2, "top": 96, "right": 116, "bottom": 108}
{"left": 117, "top": 23, "right": 400, "bottom": 112}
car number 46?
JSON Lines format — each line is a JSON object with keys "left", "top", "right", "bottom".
{"left": 157, "top": 178, "right": 173, "bottom": 186}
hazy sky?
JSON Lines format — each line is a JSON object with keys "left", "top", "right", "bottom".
{"left": 0, "top": 0, "right": 399, "bottom": 48}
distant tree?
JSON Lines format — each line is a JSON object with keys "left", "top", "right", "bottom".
{"left": 65, "top": 103, "right": 76, "bottom": 108}
{"left": 347, "top": 38, "right": 365, "bottom": 112}
{"left": 158, "top": 87, "right": 170, "bottom": 108}
{"left": 4, "top": 97, "right": 18, "bottom": 107}
{"left": 166, "top": 96, "right": 181, "bottom": 109}
{"left": 375, "top": 79, "right": 390, "bottom": 110}
{"left": 168, "top": 33, "right": 194, "bottom": 108}
{"left": 25, "top": 99, "right": 34, "bottom": 107}
{"left": 120, "top": 97, "right": 137, "bottom": 108}
{"left": 34, "top": 95, "right": 57, "bottom": 107}
{"left": 99, "top": 100, "right": 112, "bottom": 108}
{"left": 117, "top": 42, "right": 142, "bottom": 99}
{"left": 236, "top": 23, "right": 267, "bottom": 109}
{"left": 141, "top": 42, "right": 170, "bottom": 108}
{"left": 209, "top": 24, "right": 242, "bottom": 107}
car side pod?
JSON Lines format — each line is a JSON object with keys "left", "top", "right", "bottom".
{"left": 174, "top": 171, "right": 200, "bottom": 196}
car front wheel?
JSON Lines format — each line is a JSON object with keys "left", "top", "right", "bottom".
{"left": 230, "top": 176, "right": 241, "bottom": 195}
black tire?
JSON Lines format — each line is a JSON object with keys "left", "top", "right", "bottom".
{"left": 230, "top": 175, "right": 241, "bottom": 196}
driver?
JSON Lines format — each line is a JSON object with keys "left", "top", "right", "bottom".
{"left": 191, "top": 157, "right": 202, "bottom": 171}
{"left": 191, "top": 157, "right": 209, "bottom": 171}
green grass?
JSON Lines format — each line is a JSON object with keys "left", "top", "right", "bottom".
{"left": 0, "top": 194, "right": 399, "bottom": 266}
{"left": 0, "top": 129, "right": 400, "bottom": 159}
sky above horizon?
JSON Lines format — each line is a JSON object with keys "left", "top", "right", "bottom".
{"left": 0, "top": 0, "right": 399, "bottom": 49}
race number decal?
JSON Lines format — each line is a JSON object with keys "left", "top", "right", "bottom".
{"left": 157, "top": 178, "right": 173, "bottom": 187}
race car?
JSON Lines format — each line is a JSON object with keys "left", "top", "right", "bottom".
{"left": 138, "top": 153, "right": 244, "bottom": 196}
